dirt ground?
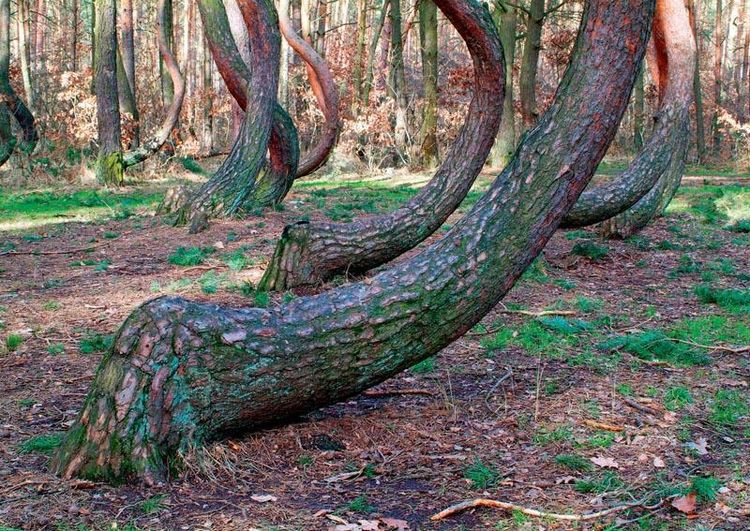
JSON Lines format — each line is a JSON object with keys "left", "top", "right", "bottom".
{"left": 0, "top": 174, "right": 749, "bottom": 530}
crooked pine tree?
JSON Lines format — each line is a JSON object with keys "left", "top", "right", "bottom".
{"left": 561, "top": 0, "right": 695, "bottom": 230}
{"left": 598, "top": 0, "right": 695, "bottom": 238}
{"left": 258, "top": 0, "right": 506, "bottom": 290}
{"left": 0, "top": 0, "right": 37, "bottom": 166}
{"left": 52, "top": 0, "right": 654, "bottom": 484}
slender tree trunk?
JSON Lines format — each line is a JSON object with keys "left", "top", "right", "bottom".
{"left": 52, "top": 0, "right": 654, "bottom": 484}
{"left": 689, "top": 0, "right": 706, "bottom": 161}
{"left": 633, "top": 67, "right": 644, "bottom": 150}
{"left": 202, "top": 35, "right": 213, "bottom": 154}
{"left": 418, "top": 0, "right": 438, "bottom": 166}
{"left": 314, "top": 0, "right": 327, "bottom": 55}
{"left": 160, "top": 0, "right": 175, "bottom": 109}
{"left": 278, "top": 0, "right": 291, "bottom": 106}
{"left": 362, "top": 0, "right": 389, "bottom": 105}
{"left": 712, "top": 0, "right": 722, "bottom": 155}
{"left": 17, "top": 0, "right": 34, "bottom": 111}
{"left": 489, "top": 1, "right": 516, "bottom": 168}
{"left": 119, "top": 0, "right": 138, "bottom": 146}
{"left": 389, "top": 0, "right": 408, "bottom": 150}
{"left": 116, "top": 47, "right": 140, "bottom": 148}
{"left": 33, "top": 0, "right": 45, "bottom": 73}
{"left": 71, "top": 0, "right": 79, "bottom": 71}
{"left": 94, "top": 0, "right": 124, "bottom": 185}
{"left": 736, "top": 0, "right": 748, "bottom": 120}
{"left": 352, "top": 0, "right": 367, "bottom": 109}
{"left": 260, "top": 0, "right": 506, "bottom": 290}
{"left": 519, "top": 0, "right": 543, "bottom": 129}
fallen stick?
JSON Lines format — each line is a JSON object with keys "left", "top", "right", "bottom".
{"left": 431, "top": 496, "right": 667, "bottom": 522}
{"left": 665, "top": 337, "right": 749, "bottom": 354}
{"left": 362, "top": 388, "right": 433, "bottom": 398}
{"left": 0, "top": 242, "right": 106, "bottom": 257}
{"left": 622, "top": 397, "right": 661, "bottom": 417}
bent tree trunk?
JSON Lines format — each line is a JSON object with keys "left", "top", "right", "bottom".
{"left": 258, "top": 0, "right": 506, "bottom": 291}
{"left": 560, "top": 0, "right": 695, "bottom": 229}
{"left": 122, "top": 0, "right": 185, "bottom": 168}
{"left": 94, "top": 0, "right": 123, "bottom": 186}
{"left": 0, "top": 0, "right": 37, "bottom": 166}
{"left": 175, "top": 0, "right": 281, "bottom": 230}
{"left": 51, "top": 0, "right": 653, "bottom": 484}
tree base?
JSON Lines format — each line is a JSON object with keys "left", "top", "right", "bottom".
{"left": 257, "top": 222, "right": 318, "bottom": 291}
{"left": 96, "top": 152, "right": 124, "bottom": 186}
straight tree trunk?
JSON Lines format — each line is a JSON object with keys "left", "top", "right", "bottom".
{"left": 119, "top": 0, "right": 138, "bottom": 146}
{"left": 712, "top": 0, "right": 722, "bottom": 155}
{"left": 260, "top": 0, "right": 505, "bottom": 290}
{"left": 202, "top": 35, "right": 213, "bottom": 154}
{"left": 418, "top": 0, "right": 438, "bottom": 166}
{"left": 389, "top": 0, "right": 409, "bottom": 150}
{"left": 116, "top": 47, "right": 140, "bottom": 148}
{"left": 70, "top": 0, "right": 79, "bottom": 71}
{"left": 736, "top": 0, "right": 748, "bottom": 120}
{"left": 633, "top": 67, "right": 644, "bottom": 150}
{"left": 689, "top": 0, "right": 706, "bottom": 161}
{"left": 17, "top": 0, "right": 34, "bottom": 111}
{"left": 278, "top": 0, "right": 291, "bottom": 106}
{"left": 489, "top": 1, "right": 516, "bottom": 168}
{"left": 519, "top": 0, "right": 543, "bottom": 129}
{"left": 160, "top": 0, "right": 175, "bottom": 109}
{"left": 52, "top": 0, "right": 654, "bottom": 484}
{"left": 352, "top": 0, "right": 367, "bottom": 109}
{"left": 94, "top": 0, "right": 124, "bottom": 185}
{"left": 362, "top": 0, "right": 389, "bottom": 105}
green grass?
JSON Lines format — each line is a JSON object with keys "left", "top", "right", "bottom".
{"left": 709, "top": 389, "right": 749, "bottom": 426}
{"left": 79, "top": 331, "right": 113, "bottom": 354}
{"left": 598, "top": 329, "right": 711, "bottom": 367}
{"left": 198, "top": 271, "right": 222, "bottom": 294}
{"left": 573, "top": 471, "right": 624, "bottom": 494}
{"left": 694, "top": 284, "right": 750, "bottom": 312}
{"left": 47, "top": 342, "right": 65, "bottom": 355}
{"left": 464, "top": 458, "right": 499, "bottom": 488}
{"left": 5, "top": 333, "right": 23, "bottom": 351}
{"left": 669, "top": 184, "right": 750, "bottom": 225}
{"left": 347, "top": 495, "right": 374, "bottom": 513}
{"left": 533, "top": 425, "right": 573, "bottom": 446}
{"left": 690, "top": 476, "right": 721, "bottom": 502}
{"left": 18, "top": 433, "right": 64, "bottom": 455}
{"left": 138, "top": 494, "right": 168, "bottom": 514}
{"left": 410, "top": 357, "right": 436, "bottom": 373}
{"left": 664, "top": 386, "right": 693, "bottom": 411}
{"left": 178, "top": 157, "right": 207, "bottom": 175}
{"left": 572, "top": 241, "right": 609, "bottom": 260}
{"left": 168, "top": 246, "right": 215, "bottom": 266}
{"left": 554, "top": 453, "right": 593, "bottom": 472}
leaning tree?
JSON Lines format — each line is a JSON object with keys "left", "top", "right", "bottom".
{"left": 52, "top": 0, "right": 654, "bottom": 484}
{"left": 171, "top": 0, "right": 340, "bottom": 232}
{"left": 560, "top": 0, "right": 695, "bottom": 233}
{"left": 0, "top": 0, "right": 37, "bottom": 167}
{"left": 258, "top": 0, "right": 506, "bottom": 290}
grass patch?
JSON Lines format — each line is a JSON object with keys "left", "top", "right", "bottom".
{"left": 554, "top": 453, "right": 593, "bottom": 472}
{"left": 5, "top": 333, "right": 23, "bottom": 351}
{"left": 19, "top": 433, "right": 64, "bottom": 455}
{"left": 138, "top": 494, "right": 168, "bottom": 514}
{"left": 79, "top": 331, "right": 113, "bottom": 354}
{"left": 410, "top": 357, "right": 436, "bottom": 374}
{"left": 464, "top": 458, "right": 499, "bottom": 488}
{"left": 573, "top": 471, "right": 624, "bottom": 494}
{"left": 572, "top": 241, "right": 609, "bottom": 260}
{"left": 598, "top": 330, "right": 711, "bottom": 367}
{"left": 168, "top": 246, "right": 215, "bottom": 266}
{"left": 694, "top": 284, "right": 750, "bottom": 312}
{"left": 347, "top": 495, "right": 375, "bottom": 513}
{"left": 664, "top": 386, "right": 693, "bottom": 411}
{"left": 710, "top": 389, "right": 749, "bottom": 426}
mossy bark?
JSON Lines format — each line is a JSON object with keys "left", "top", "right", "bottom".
{"left": 96, "top": 151, "right": 124, "bottom": 186}
{"left": 53, "top": 0, "right": 653, "bottom": 484}
{"left": 259, "top": 0, "right": 505, "bottom": 290}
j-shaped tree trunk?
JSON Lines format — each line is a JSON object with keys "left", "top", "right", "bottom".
{"left": 0, "top": 0, "right": 37, "bottom": 166}
{"left": 122, "top": 0, "right": 185, "bottom": 168}
{"left": 258, "top": 0, "right": 505, "bottom": 291}
{"left": 560, "top": 0, "right": 695, "bottom": 229}
{"left": 94, "top": 0, "right": 124, "bottom": 186}
{"left": 51, "top": 0, "right": 653, "bottom": 484}
{"left": 175, "top": 0, "right": 281, "bottom": 230}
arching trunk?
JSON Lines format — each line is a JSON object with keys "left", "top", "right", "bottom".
{"left": 51, "top": 0, "right": 653, "bottom": 485}
{"left": 259, "top": 0, "right": 505, "bottom": 290}
{"left": 560, "top": 0, "right": 695, "bottom": 229}
{"left": 122, "top": 0, "right": 185, "bottom": 168}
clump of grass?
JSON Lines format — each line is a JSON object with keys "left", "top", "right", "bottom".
{"left": 694, "top": 284, "right": 750, "bottom": 311}
{"left": 479, "top": 328, "right": 514, "bottom": 354}
{"left": 42, "top": 300, "right": 60, "bottom": 311}
{"left": 253, "top": 291, "right": 270, "bottom": 308}
{"left": 575, "top": 296, "right": 603, "bottom": 313}
{"left": 565, "top": 230, "right": 594, "bottom": 241}
{"left": 533, "top": 425, "right": 573, "bottom": 446}
{"left": 411, "top": 357, "right": 436, "bottom": 374}
{"left": 138, "top": 494, "right": 168, "bottom": 514}
{"left": 664, "top": 386, "right": 693, "bottom": 411}
{"left": 5, "top": 333, "right": 23, "bottom": 352}
{"left": 79, "top": 331, "right": 113, "bottom": 354}
{"left": 347, "top": 495, "right": 375, "bottom": 513}
{"left": 168, "top": 246, "right": 215, "bottom": 266}
{"left": 223, "top": 249, "right": 247, "bottom": 272}
{"left": 572, "top": 241, "right": 609, "bottom": 260}
{"left": 19, "top": 433, "right": 64, "bottom": 455}
{"left": 690, "top": 476, "right": 721, "bottom": 502}
{"left": 179, "top": 156, "right": 207, "bottom": 175}
{"left": 726, "top": 219, "right": 750, "bottom": 233}
{"left": 710, "top": 389, "right": 749, "bottom": 426}
{"left": 538, "top": 316, "right": 592, "bottom": 335}
{"left": 520, "top": 257, "right": 550, "bottom": 284}
{"left": 669, "top": 254, "right": 700, "bottom": 277}
{"left": 198, "top": 271, "right": 221, "bottom": 294}
{"left": 598, "top": 330, "right": 710, "bottom": 367}
{"left": 47, "top": 343, "right": 65, "bottom": 356}
{"left": 464, "top": 458, "right": 499, "bottom": 488}
{"left": 555, "top": 453, "right": 592, "bottom": 472}
{"left": 573, "top": 472, "right": 623, "bottom": 493}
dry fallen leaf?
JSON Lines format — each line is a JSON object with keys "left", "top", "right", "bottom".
{"left": 251, "top": 494, "right": 278, "bottom": 503}
{"left": 381, "top": 517, "right": 410, "bottom": 530}
{"left": 671, "top": 492, "right": 697, "bottom": 514}
{"left": 685, "top": 437, "right": 709, "bottom": 456}
{"left": 653, "top": 456, "right": 666, "bottom": 468}
{"left": 590, "top": 456, "right": 620, "bottom": 469}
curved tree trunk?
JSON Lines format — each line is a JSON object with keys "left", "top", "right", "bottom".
{"left": 258, "top": 0, "right": 505, "bottom": 291}
{"left": 0, "top": 0, "right": 37, "bottom": 166}
{"left": 94, "top": 0, "right": 124, "bottom": 186}
{"left": 52, "top": 0, "right": 653, "bottom": 484}
{"left": 175, "top": 0, "right": 281, "bottom": 230}
{"left": 560, "top": 0, "right": 695, "bottom": 229}
{"left": 122, "top": 0, "right": 185, "bottom": 168}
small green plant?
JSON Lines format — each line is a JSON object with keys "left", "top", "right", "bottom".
{"left": 670, "top": 254, "right": 700, "bottom": 277}
{"left": 198, "top": 271, "right": 221, "bottom": 294}
{"left": 573, "top": 472, "right": 623, "bottom": 493}
{"left": 710, "top": 389, "right": 749, "bottom": 426}
{"left": 79, "top": 331, "right": 113, "bottom": 354}
{"left": 538, "top": 316, "right": 592, "bottom": 335}
{"left": 690, "top": 476, "right": 721, "bottom": 502}
{"left": 554, "top": 453, "right": 592, "bottom": 472}
{"left": 94, "top": 259, "right": 111, "bottom": 272}
{"left": 298, "top": 455, "right": 314, "bottom": 468}
{"left": 616, "top": 383, "right": 634, "bottom": 396}
{"left": 47, "top": 343, "right": 65, "bottom": 355}
{"left": 5, "top": 333, "right": 23, "bottom": 351}
{"left": 583, "top": 431, "right": 616, "bottom": 448}
{"left": 479, "top": 328, "right": 514, "bottom": 354}
{"left": 572, "top": 241, "right": 609, "bottom": 260}
{"left": 464, "top": 458, "right": 499, "bottom": 488}
{"left": 664, "top": 386, "right": 693, "bottom": 411}
{"left": 726, "top": 219, "right": 750, "bottom": 233}
{"left": 533, "top": 425, "right": 573, "bottom": 446}
{"left": 168, "top": 246, "right": 215, "bottom": 266}
{"left": 138, "top": 494, "right": 168, "bottom": 514}
{"left": 179, "top": 156, "right": 207, "bottom": 175}
{"left": 694, "top": 284, "right": 750, "bottom": 311}
{"left": 42, "top": 300, "right": 61, "bottom": 311}
{"left": 411, "top": 357, "right": 436, "bottom": 373}
{"left": 655, "top": 239, "right": 681, "bottom": 251}
{"left": 18, "top": 433, "right": 64, "bottom": 455}
{"left": 565, "top": 230, "right": 594, "bottom": 241}
{"left": 575, "top": 296, "right": 603, "bottom": 313}
{"left": 103, "top": 231, "right": 120, "bottom": 239}
{"left": 253, "top": 291, "right": 270, "bottom": 308}
{"left": 521, "top": 257, "right": 550, "bottom": 283}
{"left": 17, "top": 398, "right": 35, "bottom": 407}
{"left": 223, "top": 249, "right": 247, "bottom": 272}
{"left": 347, "top": 495, "right": 374, "bottom": 513}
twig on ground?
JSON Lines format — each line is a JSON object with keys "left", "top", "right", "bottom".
{"left": 664, "top": 337, "right": 749, "bottom": 354}
{"left": 431, "top": 495, "right": 674, "bottom": 522}
{"left": 0, "top": 242, "right": 107, "bottom": 256}
{"left": 583, "top": 419, "right": 624, "bottom": 432}
{"left": 362, "top": 388, "right": 433, "bottom": 398}
{"left": 622, "top": 397, "right": 661, "bottom": 416}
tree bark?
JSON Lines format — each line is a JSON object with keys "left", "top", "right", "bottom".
{"left": 688, "top": 0, "right": 706, "bottom": 161}
{"left": 363, "top": 0, "right": 389, "bottom": 105}
{"left": 711, "top": 0, "right": 722, "bottom": 155}
{"left": 122, "top": 0, "right": 185, "bottom": 168}
{"left": 160, "top": 0, "right": 175, "bottom": 109}
{"left": 259, "top": 0, "right": 505, "bottom": 291}
{"left": 489, "top": 1, "right": 516, "bottom": 168}
{"left": 418, "top": 0, "right": 438, "bottom": 166}
{"left": 633, "top": 66, "right": 644, "bottom": 150}
{"left": 389, "top": 0, "right": 409, "bottom": 150}
{"left": 17, "top": 0, "right": 34, "bottom": 111}
{"left": 52, "top": 0, "right": 653, "bottom": 484}
{"left": 0, "top": 0, "right": 37, "bottom": 165}
{"left": 519, "top": 0, "right": 543, "bottom": 129}
{"left": 352, "top": 0, "right": 367, "bottom": 109}
{"left": 597, "top": 0, "right": 694, "bottom": 238}
{"left": 71, "top": 0, "right": 79, "bottom": 71}
{"left": 119, "top": 0, "right": 139, "bottom": 148}
{"left": 94, "top": 0, "right": 124, "bottom": 186}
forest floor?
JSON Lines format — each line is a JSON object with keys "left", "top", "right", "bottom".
{"left": 0, "top": 163, "right": 749, "bottom": 530}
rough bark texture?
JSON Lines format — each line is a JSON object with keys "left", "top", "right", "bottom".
{"left": 418, "top": 0, "right": 439, "bottom": 166}
{"left": 0, "top": 0, "right": 37, "bottom": 165}
{"left": 597, "top": 0, "right": 694, "bottom": 238}
{"left": 711, "top": 0, "right": 722, "bottom": 155}
{"left": 689, "top": 0, "right": 706, "bottom": 162}
{"left": 176, "top": 0, "right": 281, "bottom": 229}
{"left": 489, "top": 1, "right": 516, "bottom": 168}
{"left": 560, "top": 0, "right": 695, "bottom": 229}
{"left": 94, "top": 0, "right": 124, "bottom": 186}
{"left": 389, "top": 0, "right": 409, "bottom": 149}
{"left": 519, "top": 0, "right": 543, "bottom": 129}
{"left": 51, "top": 0, "right": 653, "bottom": 484}
{"left": 258, "top": 0, "right": 505, "bottom": 291}
{"left": 362, "top": 0, "right": 389, "bottom": 105}
{"left": 633, "top": 67, "right": 644, "bottom": 150}
{"left": 119, "top": 0, "right": 139, "bottom": 147}
{"left": 122, "top": 0, "right": 185, "bottom": 168}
